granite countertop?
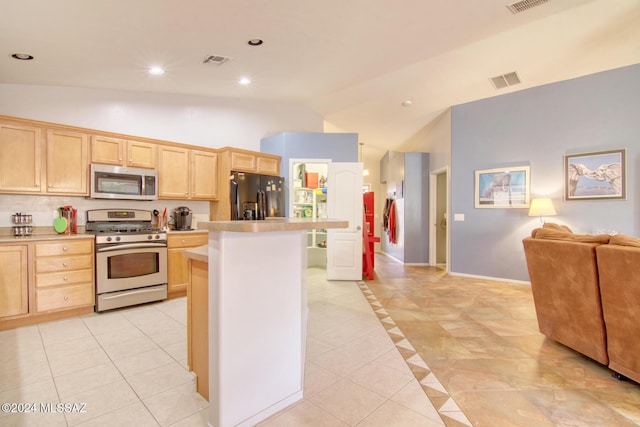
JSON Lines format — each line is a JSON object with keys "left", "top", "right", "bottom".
{"left": 197, "top": 218, "right": 348, "bottom": 233}
{"left": 0, "top": 232, "right": 94, "bottom": 244}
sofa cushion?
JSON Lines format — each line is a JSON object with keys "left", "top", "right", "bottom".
{"left": 530, "top": 222, "right": 573, "bottom": 237}
{"left": 608, "top": 234, "right": 640, "bottom": 248}
{"left": 532, "top": 228, "right": 610, "bottom": 244}
{"left": 543, "top": 222, "right": 573, "bottom": 233}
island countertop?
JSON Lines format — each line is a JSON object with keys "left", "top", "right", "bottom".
{"left": 196, "top": 218, "right": 348, "bottom": 233}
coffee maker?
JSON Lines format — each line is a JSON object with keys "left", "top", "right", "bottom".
{"left": 173, "top": 206, "right": 193, "bottom": 230}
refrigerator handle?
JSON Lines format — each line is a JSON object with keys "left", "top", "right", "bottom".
{"left": 230, "top": 179, "right": 239, "bottom": 220}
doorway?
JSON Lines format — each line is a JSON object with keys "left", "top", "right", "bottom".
{"left": 429, "top": 167, "right": 448, "bottom": 270}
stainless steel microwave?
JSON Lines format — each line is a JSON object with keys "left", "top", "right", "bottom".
{"left": 90, "top": 164, "right": 158, "bottom": 201}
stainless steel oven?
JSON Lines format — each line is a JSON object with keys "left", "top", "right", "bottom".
{"left": 87, "top": 209, "right": 168, "bottom": 312}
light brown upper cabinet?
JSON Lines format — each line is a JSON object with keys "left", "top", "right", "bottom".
{"left": 45, "top": 129, "right": 89, "bottom": 195}
{"left": 91, "top": 135, "right": 157, "bottom": 169}
{"left": 191, "top": 150, "right": 218, "bottom": 200}
{"left": 257, "top": 156, "right": 279, "bottom": 175}
{"left": 158, "top": 146, "right": 218, "bottom": 200}
{"left": 227, "top": 148, "right": 280, "bottom": 176}
{"left": 0, "top": 122, "right": 43, "bottom": 193}
{"left": 158, "top": 145, "right": 190, "bottom": 199}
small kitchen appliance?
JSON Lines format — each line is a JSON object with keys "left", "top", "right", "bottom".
{"left": 173, "top": 206, "right": 193, "bottom": 230}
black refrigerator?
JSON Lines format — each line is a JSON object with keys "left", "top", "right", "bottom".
{"left": 230, "top": 172, "right": 285, "bottom": 220}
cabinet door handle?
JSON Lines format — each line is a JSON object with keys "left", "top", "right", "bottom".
{"left": 63, "top": 247, "right": 68, "bottom": 252}
{"left": 62, "top": 262, "right": 68, "bottom": 267}
{"left": 64, "top": 296, "right": 69, "bottom": 301}
{"left": 181, "top": 240, "right": 186, "bottom": 243}
{"left": 63, "top": 276, "right": 68, "bottom": 281}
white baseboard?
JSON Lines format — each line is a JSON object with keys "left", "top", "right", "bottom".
{"left": 448, "top": 271, "right": 531, "bottom": 286}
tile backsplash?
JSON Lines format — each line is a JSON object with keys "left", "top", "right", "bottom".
{"left": 0, "top": 194, "right": 210, "bottom": 230}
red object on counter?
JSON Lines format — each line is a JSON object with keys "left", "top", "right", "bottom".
{"left": 61, "top": 205, "right": 77, "bottom": 234}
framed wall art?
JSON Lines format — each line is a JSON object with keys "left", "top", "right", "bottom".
{"left": 474, "top": 165, "right": 530, "bottom": 208}
{"left": 564, "top": 149, "right": 626, "bottom": 201}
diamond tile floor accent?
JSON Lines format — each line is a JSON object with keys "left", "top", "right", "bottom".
{"left": 365, "top": 253, "right": 640, "bottom": 427}
{"left": 357, "top": 281, "right": 472, "bottom": 427}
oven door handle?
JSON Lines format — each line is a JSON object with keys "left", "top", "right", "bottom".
{"left": 97, "top": 242, "right": 167, "bottom": 252}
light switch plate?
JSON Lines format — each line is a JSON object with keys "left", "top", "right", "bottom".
{"left": 454, "top": 214, "right": 465, "bottom": 221}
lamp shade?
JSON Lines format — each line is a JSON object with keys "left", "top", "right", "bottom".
{"left": 528, "top": 198, "right": 557, "bottom": 217}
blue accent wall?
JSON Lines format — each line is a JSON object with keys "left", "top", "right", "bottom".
{"left": 260, "top": 132, "right": 359, "bottom": 213}
{"left": 451, "top": 63, "right": 640, "bottom": 281}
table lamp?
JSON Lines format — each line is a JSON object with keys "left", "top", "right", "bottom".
{"left": 528, "top": 198, "right": 557, "bottom": 224}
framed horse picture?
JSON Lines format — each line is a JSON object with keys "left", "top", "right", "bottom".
{"left": 474, "top": 165, "right": 530, "bottom": 208}
{"left": 564, "top": 149, "right": 626, "bottom": 201}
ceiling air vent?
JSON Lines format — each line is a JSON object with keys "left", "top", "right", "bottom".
{"left": 202, "top": 54, "right": 231, "bottom": 65}
{"left": 506, "top": 0, "right": 549, "bottom": 14}
{"left": 490, "top": 71, "right": 521, "bottom": 89}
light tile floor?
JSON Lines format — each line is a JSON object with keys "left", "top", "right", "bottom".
{"left": 0, "top": 267, "right": 446, "bottom": 426}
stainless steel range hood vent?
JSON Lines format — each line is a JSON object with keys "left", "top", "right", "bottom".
{"left": 506, "top": 0, "right": 549, "bottom": 14}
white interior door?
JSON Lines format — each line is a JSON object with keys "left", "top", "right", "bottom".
{"left": 327, "top": 162, "right": 363, "bottom": 280}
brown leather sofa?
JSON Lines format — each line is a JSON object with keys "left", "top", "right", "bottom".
{"left": 522, "top": 225, "right": 610, "bottom": 365}
{"left": 523, "top": 225, "right": 640, "bottom": 384}
{"left": 596, "top": 234, "right": 640, "bottom": 384}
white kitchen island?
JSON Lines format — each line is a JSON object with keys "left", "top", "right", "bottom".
{"left": 197, "top": 218, "right": 348, "bottom": 427}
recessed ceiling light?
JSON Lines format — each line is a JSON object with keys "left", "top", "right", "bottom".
{"left": 148, "top": 67, "right": 165, "bottom": 75}
{"left": 401, "top": 100, "right": 413, "bottom": 107}
{"left": 238, "top": 77, "right": 251, "bottom": 85}
{"left": 11, "top": 53, "right": 34, "bottom": 61}
{"left": 247, "top": 39, "right": 264, "bottom": 46}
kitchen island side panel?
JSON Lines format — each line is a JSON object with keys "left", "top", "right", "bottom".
{"left": 207, "top": 230, "right": 306, "bottom": 427}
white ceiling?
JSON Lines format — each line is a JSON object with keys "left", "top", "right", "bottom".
{"left": 1, "top": 0, "right": 639, "bottom": 154}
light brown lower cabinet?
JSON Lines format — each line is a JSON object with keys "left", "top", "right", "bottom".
{"left": 34, "top": 240, "right": 94, "bottom": 313}
{"left": 0, "top": 245, "right": 29, "bottom": 318}
{"left": 0, "top": 237, "right": 95, "bottom": 330}
{"left": 188, "top": 258, "right": 209, "bottom": 400}
{"left": 167, "top": 232, "right": 208, "bottom": 298}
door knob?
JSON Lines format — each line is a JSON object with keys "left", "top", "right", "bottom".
{"left": 356, "top": 226, "right": 362, "bottom": 231}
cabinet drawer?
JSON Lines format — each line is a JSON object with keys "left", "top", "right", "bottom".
{"left": 230, "top": 151, "right": 256, "bottom": 171}
{"left": 36, "top": 254, "right": 93, "bottom": 273}
{"left": 168, "top": 233, "right": 208, "bottom": 249}
{"left": 36, "top": 283, "right": 94, "bottom": 312}
{"left": 35, "top": 240, "right": 93, "bottom": 257}
{"left": 36, "top": 268, "right": 93, "bottom": 288}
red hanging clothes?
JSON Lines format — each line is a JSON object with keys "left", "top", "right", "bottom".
{"left": 388, "top": 199, "right": 397, "bottom": 244}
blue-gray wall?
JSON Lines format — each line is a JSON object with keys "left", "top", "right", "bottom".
{"left": 404, "top": 153, "right": 430, "bottom": 263}
{"left": 260, "top": 132, "right": 359, "bottom": 213}
{"left": 380, "top": 152, "right": 430, "bottom": 263}
{"left": 451, "top": 63, "right": 640, "bottom": 281}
